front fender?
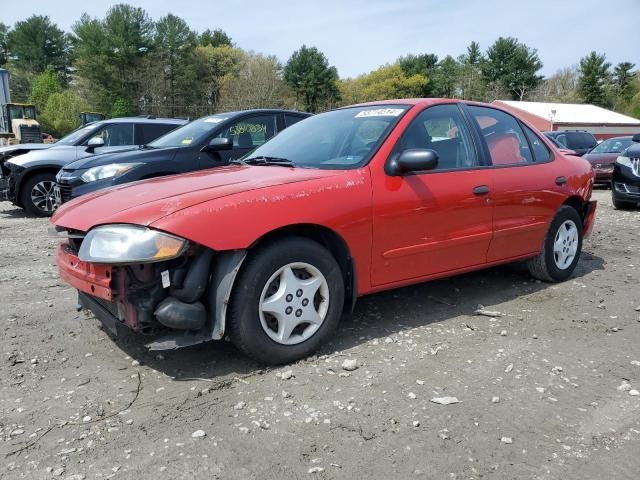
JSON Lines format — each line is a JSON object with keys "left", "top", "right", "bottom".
{"left": 150, "top": 168, "right": 374, "bottom": 292}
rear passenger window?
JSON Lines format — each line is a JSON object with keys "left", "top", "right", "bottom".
{"left": 522, "top": 125, "right": 552, "bottom": 162}
{"left": 467, "top": 106, "right": 534, "bottom": 165}
{"left": 139, "top": 124, "right": 178, "bottom": 144}
{"left": 284, "top": 114, "right": 305, "bottom": 127}
{"left": 391, "top": 104, "right": 478, "bottom": 170}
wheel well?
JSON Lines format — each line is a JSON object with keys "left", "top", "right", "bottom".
{"left": 250, "top": 224, "right": 357, "bottom": 314}
{"left": 16, "top": 167, "right": 60, "bottom": 206}
{"left": 562, "top": 196, "right": 586, "bottom": 223}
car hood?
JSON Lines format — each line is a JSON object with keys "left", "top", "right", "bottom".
{"left": 8, "top": 145, "right": 80, "bottom": 167}
{"left": 582, "top": 152, "right": 619, "bottom": 164}
{"left": 0, "top": 143, "right": 52, "bottom": 154}
{"left": 62, "top": 146, "right": 178, "bottom": 171}
{"left": 52, "top": 165, "right": 342, "bottom": 232}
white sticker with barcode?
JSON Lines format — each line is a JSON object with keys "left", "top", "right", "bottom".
{"left": 161, "top": 270, "right": 170, "bottom": 289}
{"left": 355, "top": 108, "right": 404, "bottom": 118}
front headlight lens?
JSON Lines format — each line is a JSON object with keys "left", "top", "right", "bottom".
{"left": 78, "top": 225, "right": 188, "bottom": 264}
{"left": 80, "top": 163, "right": 141, "bottom": 183}
{"left": 615, "top": 155, "right": 632, "bottom": 168}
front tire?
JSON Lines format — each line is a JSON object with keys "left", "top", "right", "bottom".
{"left": 527, "top": 206, "right": 583, "bottom": 282}
{"left": 20, "top": 173, "right": 57, "bottom": 217}
{"left": 612, "top": 193, "right": 635, "bottom": 210}
{"left": 228, "top": 238, "right": 345, "bottom": 364}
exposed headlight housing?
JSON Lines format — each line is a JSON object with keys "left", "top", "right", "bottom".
{"left": 80, "top": 163, "right": 142, "bottom": 183}
{"left": 78, "top": 225, "right": 188, "bottom": 264}
{"left": 616, "top": 155, "right": 640, "bottom": 176}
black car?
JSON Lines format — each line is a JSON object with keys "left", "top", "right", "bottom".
{"left": 543, "top": 130, "right": 598, "bottom": 156}
{"left": 1, "top": 117, "right": 186, "bottom": 216}
{"left": 611, "top": 133, "right": 640, "bottom": 209}
{"left": 55, "top": 109, "right": 311, "bottom": 205}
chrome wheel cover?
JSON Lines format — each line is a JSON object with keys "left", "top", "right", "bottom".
{"left": 259, "top": 262, "right": 330, "bottom": 345}
{"left": 553, "top": 219, "right": 579, "bottom": 270}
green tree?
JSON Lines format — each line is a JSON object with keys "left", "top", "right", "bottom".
{"left": 218, "top": 52, "right": 293, "bottom": 110}
{"left": 30, "top": 66, "right": 62, "bottom": 111}
{"left": 398, "top": 53, "right": 438, "bottom": 95}
{"left": 154, "top": 14, "right": 198, "bottom": 116}
{"left": 482, "top": 37, "right": 543, "bottom": 100}
{"left": 433, "top": 55, "right": 460, "bottom": 98}
{"left": 613, "top": 62, "right": 636, "bottom": 101}
{"left": 73, "top": 4, "right": 154, "bottom": 113}
{"left": 193, "top": 44, "right": 244, "bottom": 112}
{"left": 0, "top": 23, "right": 9, "bottom": 67}
{"left": 339, "top": 63, "right": 427, "bottom": 104}
{"left": 459, "top": 41, "right": 484, "bottom": 100}
{"left": 200, "top": 28, "right": 232, "bottom": 47}
{"left": 577, "top": 51, "right": 611, "bottom": 107}
{"left": 283, "top": 45, "right": 339, "bottom": 112}
{"left": 111, "top": 97, "right": 133, "bottom": 117}
{"left": 6, "top": 15, "right": 69, "bottom": 76}
{"left": 39, "top": 90, "right": 89, "bottom": 136}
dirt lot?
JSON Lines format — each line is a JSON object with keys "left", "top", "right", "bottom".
{"left": 1, "top": 189, "right": 639, "bottom": 480}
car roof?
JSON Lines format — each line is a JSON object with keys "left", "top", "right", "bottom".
{"left": 201, "top": 109, "right": 311, "bottom": 120}
{"left": 100, "top": 117, "right": 188, "bottom": 125}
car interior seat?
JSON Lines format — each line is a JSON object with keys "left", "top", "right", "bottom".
{"left": 486, "top": 132, "right": 526, "bottom": 165}
{"left": 238, "top": 132, "right": 253, "bottom": 149}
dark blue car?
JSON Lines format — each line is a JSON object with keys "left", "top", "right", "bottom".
{"left": 55, "top": 109, "right": 310, "bottom": 205}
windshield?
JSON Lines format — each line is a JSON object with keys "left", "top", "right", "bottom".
{"left": 589, "top": 137, "right": 633, "bottom": 154}
{"left": 245, "top": 105, "right": 409, "bottom": 169}
{"left": 55, "top": 123, "right": 103, "bottom": 146}
{"left": 149, "top": 115, "right": 229, "bottom": 148}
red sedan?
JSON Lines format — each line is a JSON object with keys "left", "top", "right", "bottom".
{"left": 51, "top": 99, "right": 597, "bottom": 364}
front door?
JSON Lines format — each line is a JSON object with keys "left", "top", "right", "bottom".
{"left": 201, "top": 114, "right": 279, "bottom": 167}
{"left": 371, "top": 104, "right": 493, "bottom": 287}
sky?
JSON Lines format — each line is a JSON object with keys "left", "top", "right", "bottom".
{"left": 3, "top": 0, "right": 640, "bottom": 78}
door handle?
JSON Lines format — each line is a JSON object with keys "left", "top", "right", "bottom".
{"left": 555, "top": 176, "right": 567, "bottom": 186}
{"left": 472, "top": 185, "right": 490, "bottom": 196}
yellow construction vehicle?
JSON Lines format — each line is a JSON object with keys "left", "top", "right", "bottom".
{"left": 0, "top": 68, "right": 44, "bottom": 146}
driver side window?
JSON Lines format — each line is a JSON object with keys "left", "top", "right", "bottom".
{"left": 392, "top": 104, "right": 478, "bottom": 170}
{"left": 216, "top": 115, "right": 277, "bottom": 149}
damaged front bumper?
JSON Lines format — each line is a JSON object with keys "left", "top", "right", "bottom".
{"left": 56, "top": 240, "right": 246, "bottom": 350}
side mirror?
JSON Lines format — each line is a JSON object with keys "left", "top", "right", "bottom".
{"left": 201, "top": 137, "right": 233, "bottom": 153}
{"left": 632, "top": 133, "right": 640, "bottom": 143}
{"left": 85, "top": 136, "right": 104, "bottom": 153}
{"left": 387, "top": 149, "right": 439, "bottom": 176}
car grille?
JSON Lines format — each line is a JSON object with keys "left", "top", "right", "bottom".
{"left": 57, "top": 182, "right": 73, "bottom": 203}
{"left": 630, "top": 157, "right": 640, "bottom": 177}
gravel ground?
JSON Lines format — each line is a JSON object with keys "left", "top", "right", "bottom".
{"left": 1, "top": 189, "right": 639, "bottom": 480}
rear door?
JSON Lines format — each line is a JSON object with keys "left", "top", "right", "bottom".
{"left": 136, "top": 123, "right": 180, "bottom": 145}
{"left": 464, "top": 105, "right": 565, "bottom": 262}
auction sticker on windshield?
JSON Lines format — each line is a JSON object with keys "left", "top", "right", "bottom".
{"left": 355, "top": 108, "right": 405, "bottom": 118}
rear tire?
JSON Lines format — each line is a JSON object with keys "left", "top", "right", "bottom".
{"left": 527, "top": 206, "right": 583, "bottom": 282}
{"left": 20, "top": 172, "right": 57, "bottom": 217}
{"left": 228, "top": 237, "right": 345, "bottom": 364}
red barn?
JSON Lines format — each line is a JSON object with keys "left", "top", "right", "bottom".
{"left": 493, "top": 100, "right": 640, "bottom": 140}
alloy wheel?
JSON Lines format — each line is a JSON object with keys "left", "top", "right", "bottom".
{"left": 30, "top": 180, "right": 57, "bottom": 213}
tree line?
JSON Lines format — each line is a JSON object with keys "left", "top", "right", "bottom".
{"left": 0, "top": 5, "right": 638, "bottom": 136}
